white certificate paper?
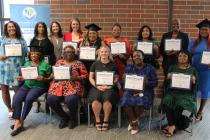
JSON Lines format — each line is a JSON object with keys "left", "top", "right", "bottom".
{"left": 79, "top": 47, "right": 96, "bottom": 60}
{"left": 201, "top": 51, "right": 210, "bottom": 64}
{"left": 171, "top": 73, "right": 191, "bottom": 89}
{"left": 110, "top": 42, "right": 126, "bottom": 54}
{"left": 53, "top": 66, "right": 70, "bottom": 80}
{"left": 124, "top": 75, "right": 144, "bottom": 90}
{"left": 96, "top": 71, "right": 114, "bottom": 86}
{"left": 4, "top": 44, "right": 22, "bottom": 56}
{"left": 137, "top": 42, "right": 153, "bottom": 55}
{"left": 165, "top": 39, "right": 181, "bottom": 51}
{"left": 21, "top": 67, "right": 38, "bottom": 80}
{"left": 63, "top": 42, "right": 78, "bottom": 52}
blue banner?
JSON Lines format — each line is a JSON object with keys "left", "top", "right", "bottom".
{"left": 10, "top": 5, "right": 50, "bottom": 44}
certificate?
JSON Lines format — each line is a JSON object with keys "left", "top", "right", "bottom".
{"left": 96, "top": 71, "right": 114, "bottom": 86}
{"left": 165, "top": 39, "right": 181, "bottom": 51}
{"left": 171, "top": 73, "right": 191, "bottom": 90}
{"left": 201, "top": 51, "right": 210, "bottom": 65}
{"left": 21, "top": 67, "right": 38, "bottom": 80}
{"left": 53, "top": 66, "right": 70, "bottom": 80}
{"left": 124, "top": 74, "right": 144, "bottom": 91}
{"left": 4, "top": 44, "right": 22, "bottom": 56}
{"left": 79, "top": 47, "right": 96, "bottom": 60}
{"left": 63, "top": 42, "right": 78, "bottom": 52}
{"left": 137, "top": 42, "right": 153, "bottom": 55}
{"left": 110, "top": 42, "right": 126, "bottom": 54}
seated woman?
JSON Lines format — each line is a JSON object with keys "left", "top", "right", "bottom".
{"left": 161, "top": 50, "right": 198, "bottom": 137}
{"left": 88, "top": 46, "right": 119, "bottom": 131}
{"left": 47, "top": 45, "right": 88, "bottom": 129}
{"left": 11, "top": 45, "right": 52, "bottom": 136}
{"left": 121, "top": 50, "right": 158, "bottom": 135}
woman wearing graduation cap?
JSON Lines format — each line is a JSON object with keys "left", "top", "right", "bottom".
{"left": 188, "top": 18, "right": 210, "bottom": 121}
{"left": 10, "top": 45, "right": 52, "bottom": 136}
{"left": 80, "top": 23, "right": 105, "bottom": 95}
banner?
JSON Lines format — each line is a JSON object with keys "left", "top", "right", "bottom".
{"left": 10, "top": 5, "right": 50, "bottom": 44}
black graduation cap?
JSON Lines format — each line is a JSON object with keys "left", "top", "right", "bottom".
{"left": 85, "top": 23, "right": 102, "bottom": 32}
{"left": 196, "top": 18, "right": 210, "bottom": 28}
{"left": 28, "top": 45, "right": 43, "bottom": 53}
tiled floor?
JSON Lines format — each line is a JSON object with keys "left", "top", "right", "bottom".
{"left": 0, "top": 90, "right": 210, "bottom": 140}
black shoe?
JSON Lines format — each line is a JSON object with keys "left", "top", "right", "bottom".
{"left": 10, "top": 124, "right": 15, "bottom": 130}
{"left": 59, "top": 119, "right": 69, "bottom": 129}
{"left": 10, "top": 126, "right": 25, "bottom": 136}
{"left": 68, "top": 120, "right": 76, "bottom": 129}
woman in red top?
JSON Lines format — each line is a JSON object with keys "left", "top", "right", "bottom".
{"left": 104, "top": 23, "right": 132, "bottom": 96}
{"left": 63, "top": 18, "right": 83, "bottom": 43}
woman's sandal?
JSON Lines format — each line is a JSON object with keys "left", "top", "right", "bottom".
{"left": 165, "top": 125, "right": 176, "bottom": 137}
{"left": 95, "top": 122, "right": 102, "bottom": 131}
{"left": 161, "top": 125, "right": 169, "bottom": 134}
{"left": 101, "top": 121, "right": 109, "bottom": 131}
{"left": 196, "top": 112, "right": 203, "bottom": 121}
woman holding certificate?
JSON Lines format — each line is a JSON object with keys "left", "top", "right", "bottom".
{"left": 30, "top": 22, "right": 56, "bottom": 65}
{"left": 0, "top": 21, "right": 28, "bottom": 119}
{"left": 11, "top": 45, "right": 52, "bottom": 136}
{"left": 188, "top": 19, "right": 210, "bottom": 121}
{"left": 161, "top": 50, "right": 198, "bottom": 137}
{"left": 88, "top": 46, "right": 119, "bottom": 131}
{"left": 133, "top": 25, "right": 160, "bottom": 69}
{"left": 121, "top": 50, "right": 158, "bottom": 135}
{"left": 47, "top": 45, "right": 88, "bottom": 129}
{"left": 49, "top": 21, "right": 64, "bottom": 61}
{"left": 160, "top": 19, "right": 189, "bottom": 76}
{"left": 80, "top": 23, "right": 105, "bottom": 71}
{"left": 104, "top": 23, "right": 132, "bottom": 89}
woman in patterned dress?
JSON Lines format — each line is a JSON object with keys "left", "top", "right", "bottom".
{"left": 121, "top": 50, "right": 158, "bottom": 134}
{"left": 47, "top": 45, "right": 88, "bottom": 129}
{"left": 0, "top": 21, "right": 28, "bottom": 118}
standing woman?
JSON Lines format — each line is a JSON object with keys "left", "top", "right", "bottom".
{"left": 49, "top": 21, "right": 63, "bottom": 61}
{"left": 0, "top": 21, "right": 28, "bottom": 118}
{"left": 134, "top": 25, "right": 160, "bottom": 69}
{"left": 104, "top": 23, "right": 132, "bottom": 96}
{"left": 104, "top": 23, "right": 132, "bottom": 81}
{"left": 30, "top": 21, "right": 56, "bottom": 65}
{"left": 63, "top": 18, "right": 83, "bottom": 43}
{"left": 160, "top": 19, "right": 189, "bottom": 76}
{"left": 188, "top": 19, "right": 210, "bottom": 121}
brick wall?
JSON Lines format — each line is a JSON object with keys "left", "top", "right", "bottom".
{"left": 34, "top": 0, "right": 210, "bottom": 96}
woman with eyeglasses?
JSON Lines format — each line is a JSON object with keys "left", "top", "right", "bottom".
{"left": 47, "top": 45, "right": 88, "bottom": 129}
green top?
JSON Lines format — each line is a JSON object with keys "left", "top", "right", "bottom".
{"left": 162, "top": 64, "right": 198, "bottom": 114}
{"left": 23, "top": 60, "right": 52, "bottom": 89}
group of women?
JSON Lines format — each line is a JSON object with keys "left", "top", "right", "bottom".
{"left": 0, "top": 17, "right": 209, "bottom": 137}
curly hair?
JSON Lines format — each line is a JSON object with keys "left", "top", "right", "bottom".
{"left": 4, "top": 21, "right": 22, "bottom": 39}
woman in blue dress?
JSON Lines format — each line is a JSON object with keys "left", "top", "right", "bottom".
{"left": 121, "top": 50, "right": 158, "bottom": 134}
{"left": 188, "top": 19, "right": 210, "bottom": 121}
{"left": 0, "top": 21, "right": 28, "bottom": 118}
